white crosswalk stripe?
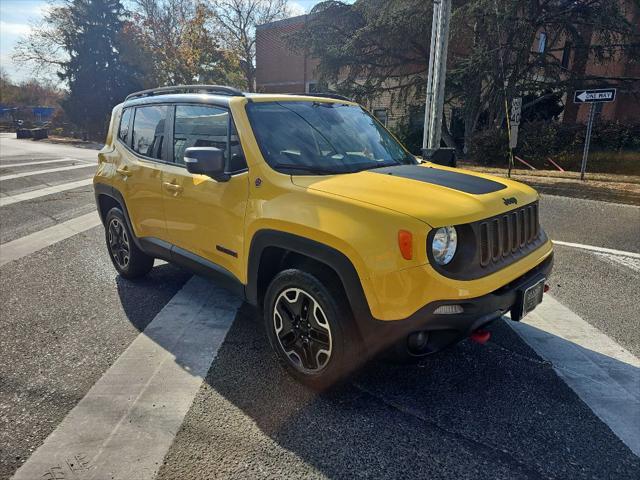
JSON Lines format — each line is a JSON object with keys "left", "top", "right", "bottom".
{"left": 11, "top": 276, "right": 239, "bottom": 480}
{"left": 0, "top": 163, "right": 95, "bottom": 181}
{"left": 0, "top": 211, "right": 101, "bottom": 267}
{"left": 0, "top": 158, "right": 92, "bottom": 169}
{"left": 0, "top": 178, "right": 94, "bottom": 207}
{"left": 509, "top": 295, "right": 640, "bottom": 457}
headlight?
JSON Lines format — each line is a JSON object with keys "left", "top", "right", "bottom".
{"left": 431, "top": 226, "right": 457, "bottom": 265}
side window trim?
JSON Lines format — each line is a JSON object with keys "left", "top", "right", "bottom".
{"left": 118, "top": 107, "right": 133, "bottom": 148}
{"left": 227, "top": 115, "right": 248, "bottom": 174}
{"left": 165, "top": 105, "right": 175, "bottom": 164}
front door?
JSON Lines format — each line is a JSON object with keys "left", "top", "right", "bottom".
{"left": 161, "top": 104, "right": 249, "bottom": 281}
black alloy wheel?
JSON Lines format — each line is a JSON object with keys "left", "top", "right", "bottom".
{"left": 107, "top": 217, "right": 130, "bottom": 270}
{"left": 104, "top": 207, "right": 154, "bottom": 279}
{"left": 273, "top": 287, "right": 333, "bottom": 373}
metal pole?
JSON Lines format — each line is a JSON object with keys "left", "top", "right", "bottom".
{"left": 423, "top": 0, "right": 452, "bottom": 154}
{"left": 580, "top": 103, "right": 596, "bottom": 181}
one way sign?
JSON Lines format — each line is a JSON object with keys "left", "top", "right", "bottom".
{"left": 573, "top": 88, "right": 616, "bottom": 104}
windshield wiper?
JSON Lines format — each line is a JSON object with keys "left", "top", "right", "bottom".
{"left": 351, "top": 155, "right": 418, "bottom": 173}
{"left": 272, "top": 163, "right": 345, "bottom": 175}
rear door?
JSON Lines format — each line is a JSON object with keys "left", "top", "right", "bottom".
{"left": 114, "top": 104, "right": 169, "bottom": 241}
{"left": 161, "top": 104, "right": 249, "bottom": 281}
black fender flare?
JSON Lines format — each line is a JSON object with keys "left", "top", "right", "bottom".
{"left": 94, "top": 183, "right": 145, "bottom": 252}
{"left": 246, "top": 229, "right": 372, "bottom": 323}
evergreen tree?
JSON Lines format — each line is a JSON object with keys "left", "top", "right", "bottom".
{"left": 58, "top": 0, "right": 142, "bottom": 137}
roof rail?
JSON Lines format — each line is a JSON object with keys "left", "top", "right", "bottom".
{"left": 125, "top": 85, "right": 245, "bottom": 101}
{"left": 296, "top": 92, "right": 353, "bottom": 102}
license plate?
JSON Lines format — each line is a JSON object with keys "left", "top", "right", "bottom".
{"left": 522, "top": 278, "right": 545, "bottom": 318}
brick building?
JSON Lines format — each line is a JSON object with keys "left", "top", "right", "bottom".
{"left": 255, "top": 16, "right": 319, "bottom": 95}
{"left": 255, "top": 14, "right": 409, "bottom": 130}
{"left": 256, "top": 8, "right": 639, "bottom": 132}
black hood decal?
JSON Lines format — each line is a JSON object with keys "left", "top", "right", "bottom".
{"left": 371, "top": 165, "right": 507, "bottom": 194}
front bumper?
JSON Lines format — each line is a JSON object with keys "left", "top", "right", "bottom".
{"left": 356, "top": 252, "right": 553, "bottom": 355}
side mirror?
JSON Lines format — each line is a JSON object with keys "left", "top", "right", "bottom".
{"left": 184, "top": 147, "right": 229, "bottom": 181}
{"left": 422, "top": 147, "right": 457, "bottom": 168}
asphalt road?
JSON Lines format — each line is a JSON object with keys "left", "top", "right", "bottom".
{"left": 1, "top": 134, "right": 638, "bottom": 480}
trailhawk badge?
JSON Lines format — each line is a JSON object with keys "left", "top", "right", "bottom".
{"left": 503, "top": 197, "right": 518, "bottom": 206}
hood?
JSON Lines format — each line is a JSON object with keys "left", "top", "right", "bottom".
{"left": 291, "top": 164, "right": 539, "bottom": 227}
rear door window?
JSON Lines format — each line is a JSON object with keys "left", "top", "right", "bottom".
{"left": 132, "top": 105, "right": 168, "bottom": 160}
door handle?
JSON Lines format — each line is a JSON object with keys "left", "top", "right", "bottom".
{"left": 163, "top": 181, "right": 183, "bottom": 194}
{"left": 116, "top": 166, "right": 133, "bottom": 177}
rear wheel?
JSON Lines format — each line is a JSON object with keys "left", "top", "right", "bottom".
{"left": 104, "top": 207, "right": 154, "bottom": 279}
{"left": 264, "top": 269, "right": 359, "bottom": 390}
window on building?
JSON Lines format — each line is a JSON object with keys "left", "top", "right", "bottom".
{"left": 118, "top": 108, "right": 132, "bottom": 145}
{"left": 373, "top": 108, "right": 388, "bottom": 126}
{"left": 538, "top": 32, "right": 547, "bottom": 53}
{"left": 306, "top": 82, "right": 318, "bottom": 93}
{"left": 132, "top": 106, "right": 167, "bottom": 159}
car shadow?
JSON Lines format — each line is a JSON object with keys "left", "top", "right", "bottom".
{"left": 115, "top": 273, "right": 640, "bottom": 479}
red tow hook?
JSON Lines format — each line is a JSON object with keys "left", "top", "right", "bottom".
{"left": 470, "top": 329, "right": 491, "bottom": 345}
{"left": 544, "top": 284, "right": 550, "bottom": 293}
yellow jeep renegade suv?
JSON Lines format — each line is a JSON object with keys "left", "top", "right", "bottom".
{"left": 94, "top": 85, "right": 553, "bottom": 388}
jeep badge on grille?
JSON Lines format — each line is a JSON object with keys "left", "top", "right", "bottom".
{"left": 503, "top": 197, "right": 518, "bottom": 206}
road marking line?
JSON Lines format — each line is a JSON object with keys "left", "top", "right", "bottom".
{"left": 12, "top": 276, "right": 239, "bottom": 480}
{"left": 0, "top": 211, "right": 101, "bottom": 267}
{"left": 508, "top": 295, "right": 640, "bottom": 456}
{"left": 1, "top": 158, "right": 92, "bottom": 169}
{"left": 0, "top": 178, "right": 94, "bottom": 207}
{"left": 0, "top": 163, "right": 94, "bottom": 181}
{"left": 552, "top": 240, "right": 640, "bottom": 259}
{"left": 594, "top": 252, "right": 640, "bottom": 274}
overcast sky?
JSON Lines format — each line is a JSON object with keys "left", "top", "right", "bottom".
{"left": 0, "top": 0, "right": 330, "bottom": 83}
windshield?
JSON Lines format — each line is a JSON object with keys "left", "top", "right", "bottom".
{"left": 246, "top": 101, "right": 416, "bottom": 174}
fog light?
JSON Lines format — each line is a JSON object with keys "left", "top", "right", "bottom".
{"left": 433, "top": 305, "right": 464, "bottom": 315}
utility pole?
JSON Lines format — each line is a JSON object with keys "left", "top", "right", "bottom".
{"left": 422, "top": 0, "right": 452, "bottom": 161}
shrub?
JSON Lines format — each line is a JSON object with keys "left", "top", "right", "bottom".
{"left": 469, "top": 119, "right": 640, "bottom": 174}
{"left": 392, "top": 119, "right": 423, "bottom": 155}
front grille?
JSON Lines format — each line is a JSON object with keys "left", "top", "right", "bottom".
{"left": 479, "top": 202, "right": 540, "bottom": 267}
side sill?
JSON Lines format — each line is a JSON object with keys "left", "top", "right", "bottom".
{"left": 140, "top": 238, "right": 246, "bottom": 301}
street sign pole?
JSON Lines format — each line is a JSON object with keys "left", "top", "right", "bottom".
{"left": 573, "top": 87, "right": 616, "bottom": 181}
{"left": 508, "top": 97, "right": 522, "bottom": 178}
{"left": 580, "top": 102, "right": 596, "bottom": 181}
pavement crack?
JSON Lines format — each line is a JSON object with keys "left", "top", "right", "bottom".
{"left": 351, "top": 381, "right": 554, "bottom": 480}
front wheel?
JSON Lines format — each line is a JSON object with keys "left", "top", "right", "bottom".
{"left": 263, "top": 269, "right": 359, "bottom": 390}
{"left": 104, "top": 207, "right": 154, "bottom": 279}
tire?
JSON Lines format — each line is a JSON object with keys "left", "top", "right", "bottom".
{"left": 104, "top": 207, "right": 154, "bottom": 279}
{"left": 263, "top": 268, "right": 360, "bottom": 390}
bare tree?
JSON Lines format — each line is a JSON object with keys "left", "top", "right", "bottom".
{"left": 210, "top": 0, "right": 290, "bottom": 91}
{"left": 12, "top": 2, "right": 71, "bottom": 78}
